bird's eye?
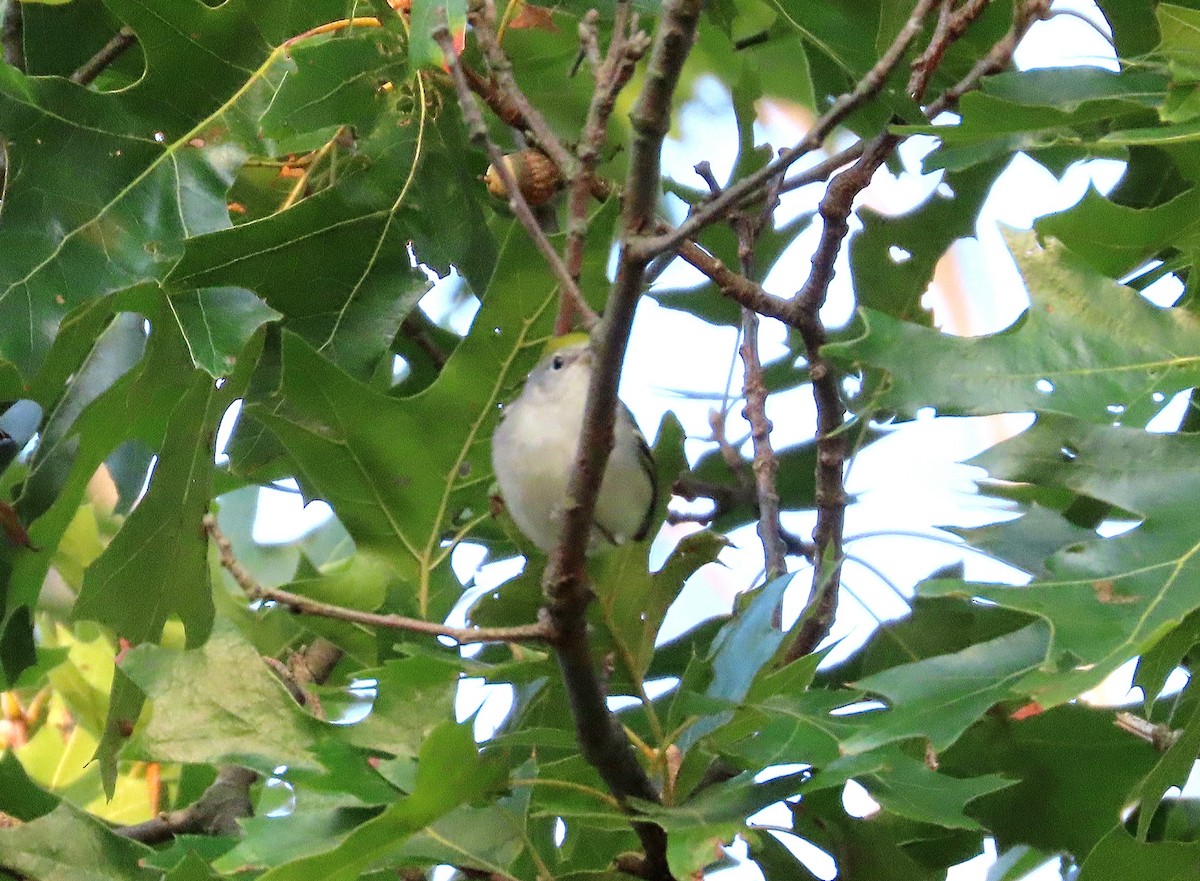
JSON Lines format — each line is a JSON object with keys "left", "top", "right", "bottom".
{"left": 551, "top": 354, "right": 565, "bottom": 370}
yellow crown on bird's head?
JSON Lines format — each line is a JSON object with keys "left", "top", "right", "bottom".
{"left": 541, "top": 332, "right": 591, "bottom": 359}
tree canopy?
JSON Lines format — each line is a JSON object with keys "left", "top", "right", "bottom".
{"left": 1, "top": 1, "right": 1199, "bottom": 880}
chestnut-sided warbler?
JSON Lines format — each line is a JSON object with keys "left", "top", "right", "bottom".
{"left": 491, "top": 339, "right": 657, "bottom": 554}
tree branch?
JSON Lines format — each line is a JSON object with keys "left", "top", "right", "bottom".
{"left": 561, "top": 3, "right": 649, "bottom": 333}
{"left": 536, "top": 4, "right": 702, "bottom": 879}
{"left": 116, "top": 766, "right": 257, "bottom": 844}
{"left": 203, "top": 514, "right": 550, "bottom": 646}
{"left": 781, "top": 134, "right": 890, "bottom": 663}
{"left": 731, "top": 178, "right": 788, "bottom": 589}
{"left": 634, "top": 0, "right": 940, "bottom": 259}
{"left": 434, "top": 20, "right": 597, "bottom": 333}
{"left": 781, "top": 2, "right": 1049, "bottom": 662}
{"left": 468, "top": 0, "right": 576, "bottom": 175}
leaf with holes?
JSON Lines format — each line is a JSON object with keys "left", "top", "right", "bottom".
{"left": 923, "top": 413, "right": 1200, "bottom": 704}
{"left": 830, "top": 230, "right": 1200, "bottom": 428}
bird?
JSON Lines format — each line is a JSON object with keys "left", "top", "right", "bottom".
{"left": 490, "top": 339, "right": 657, "bottom": 554}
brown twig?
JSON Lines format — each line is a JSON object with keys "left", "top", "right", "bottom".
{"left": 433, "top": 20, "right": 598, "bottom": 333}
{"left": 924, "top": 0, "right": 1051, "bottom": 118}
{"left": 399, "top": 311, "right": 449, "bottom": 370}
{"left": 733, "top": 174, "right": 788, "bottom": 590}
{"left": 560, "top": 2, "right": 649, "bottom": 334}
{"left": 117, "top": 765, "right": 257, "bottom": 844}
{"left": 1115, "top": 711, "right": 1182, "bottom": 752}
{"left": 203, "top": 514, "right": 550, "bottom": 645}
{"left": 741, "top": 310, "right": 787, "bottom": 584}
{"left": 461, "top": 63, "right": 527, "bottom": 130}
{"left": 468, "top": 0, "right": 577, "bottom": 174}
{"left": 782, "top": 2, "right": 1049, "bottom": 662}
{"left": 70, "top": 25, "right": 137, "bottom": 86}
{"left": 635, "top": 0, "right": 941, "bottom": 259}
{"left": 782, "top": 136, "right": 890, "bottom": 664}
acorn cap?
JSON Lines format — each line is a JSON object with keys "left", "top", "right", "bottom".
{"left": 483, "top": 149, "right": 562, "bottom": 206}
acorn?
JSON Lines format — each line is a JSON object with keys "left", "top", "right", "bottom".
{"left": 483, "top": 148, "right": 562, "bottom": 206}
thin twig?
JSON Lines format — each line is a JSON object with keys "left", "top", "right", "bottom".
{"left": 925, "top": 0, "right": 1051, "bottom": 119}
{"left": 781, "top": 1, "right": 1050, "bottom": 662}
{"left": 468, "top": 0, "right": 577, "bottom": 174}
{"left": 778, "top": 142, "right": 865, "bottom": 195}
{"left": 70, "top": 25, "right": 137, "bottom": 86}
{"left": 433, "top": 21, "right": 598, "bottom": 332}
{"left": 782, "top": 136, "right": 891, "bottom": 663}
{"left": 741, "top": 309, "right": 787, "bottom": 584}
{"left": 909, "top": 0, "right": 963, "bottom": 100}
{"left": 399, "top": 311, "right": 449, "bottom": 370}
{"left": 203, "top": 514, "right": 550, "bottom": 645}
{"left": 635, "top": 0, "right": 940, "bottom": 258}
{"left": 561, "top": 2, "right": 649, "bottom": 334}
{"left": 731, "top": 174, "right": 788, "bottom": 589}
{"left": 1114, "top": 711, "right": 1182, "bottom": 752}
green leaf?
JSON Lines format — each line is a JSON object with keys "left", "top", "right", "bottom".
{"left": 951, "top": 504, "right": 1098, "bottom": 580}
{"left": 260, "top": 32, "right": 408, "bottom": 138}
{"left": 0, "top": 750, "right": 60, "bottom": 821}
{"left": 638, "top": 771, "right": 809, "bottom": 879}
{"left": 0, "top": 802, "right": 155, "bottom": 881}
{"left": 593, "top": 530, "right": 725, "bottom": 686}
{"left": 1131, "top": 697, "right": 1200, "bottom": 839}
{"left": 1135, "top": 607, "right": 1200, "bottom": 708}
{"left": 807, "top": 746, "right": 1013, "bottom": 831}
{"left": 167, "top": 287, "right": 281, "bottom": 378}
{"left": 340, "top": 653, "right": 462, "bottom": 756}
{"left": 71, "top": 360, "right": 225, "bottom": 647}
{"left": 1078, "top": 826, "right": 1200, "bottom": 880}
{"left": 163, "top": 851, "right": 227, "bottom": 881}
{"left": 1037, "top": 185, "right": 1200, "bottom": 278}
{"left": 850, "top": 160, "right": 1006, "bottom": 326}
{"left": 941, "top": 704, "right": 1159, "bottom": 857}
{"left": 215, "top": 793, "right": 383, "bottom": 872}
{"left": 1158, "top": 4, "right": 1200, "bottom": 85}
{"left": 788, "top": 788, "right": 938, "bottom": 881}
{"left": 398, "top": 785, "right": 532, "bottom": 874}
{"left": 981, "top": 68, "right": 1167, "bottom": 113}
{"left": 0, "top": 0, "right": 344, "bottom": 387}
{"left": 675, "top": 572, "right": 794, "bottom": 750}
{"left": 843, "top": 622, "right": 1051, "bottom": 756}
{"left": 248, "top": 225, "right": 557, "bottom": 619}
{"left": 905, "top": 86, "right": 1142, "bottom": 173}
{"left": 821, "top": 594, "right": 1035, "bottom": 687}
{"left": 930, "top": 413, "right": 1200, "bottom": 701}
{"left": 256, "top": 722, "right": 501, "bottom": 881}
{"left": 831, "top": 230, "right": 1200, "bottom": 426}
{"left": 985, "top": 846, "right": 1057, "bottom": 881}
{"left": 744, "top": 827, "right": 823, "bottom": 881}
{"left": 118, "top": 621, "right": 326, "bottom": 774}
